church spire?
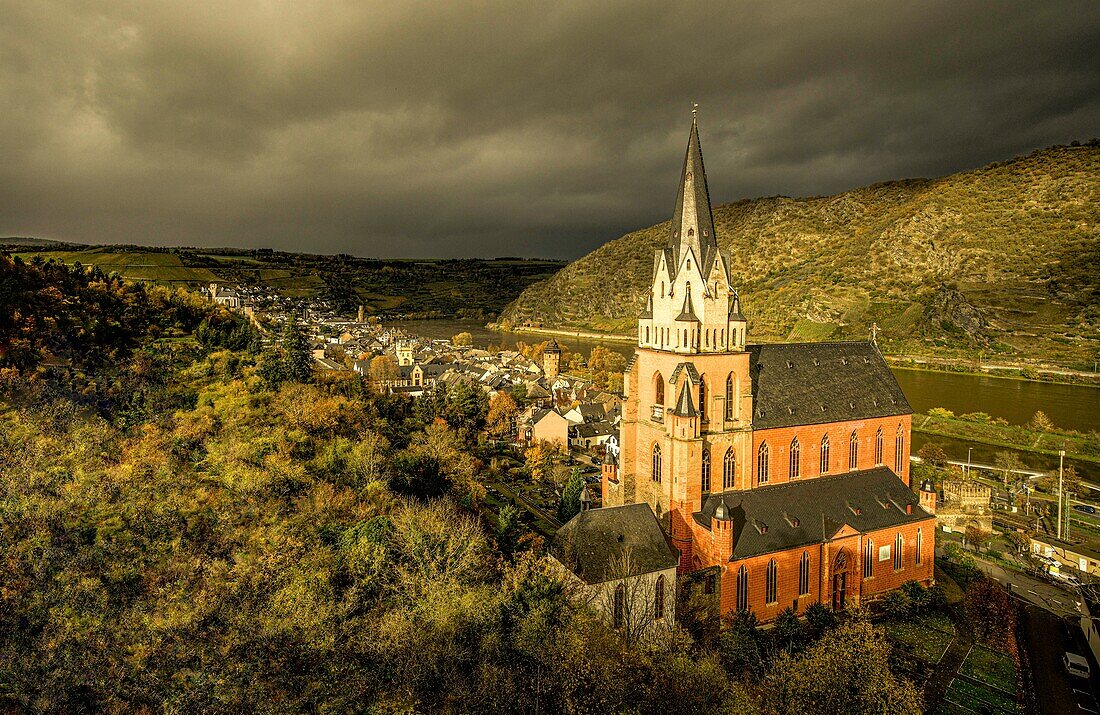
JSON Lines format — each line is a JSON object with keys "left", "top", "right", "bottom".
{"left": 669, "top": 105, "right": 717, "bottom": 265}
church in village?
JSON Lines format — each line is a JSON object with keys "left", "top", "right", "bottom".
{"left": 555, "top": 112, "right": 936, "bottom": 626}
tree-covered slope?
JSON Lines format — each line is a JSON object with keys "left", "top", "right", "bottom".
{"left": 501, "top": 143, "right": 1100, "bottom": 367}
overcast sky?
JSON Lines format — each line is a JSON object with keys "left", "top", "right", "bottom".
{"left": 1, "top": 1, "right": 1097, "bottom": 259}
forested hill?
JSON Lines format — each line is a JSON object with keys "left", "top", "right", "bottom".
{"left": 500, "top": 143, "right": 1100, "bottom": 368}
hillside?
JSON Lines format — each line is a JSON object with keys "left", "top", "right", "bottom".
{"left": 501, "top": 144, "right": 1100, "bottom": 368}
{"left": 3, "top": 244, "right": 564, "bottom": 320}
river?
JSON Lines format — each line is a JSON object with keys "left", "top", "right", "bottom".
{"left": 393, "top": 319, "right": 1100, "bottom": 479}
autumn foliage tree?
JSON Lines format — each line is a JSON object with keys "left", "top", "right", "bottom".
{"left": 486, "top": 391, "right": 519, "bottom": 439}
{"left": 762, "top": 619, "right": 922, "bottom": 715}
{"left": 525, "top": 440, "right": 559, "bottom": 483}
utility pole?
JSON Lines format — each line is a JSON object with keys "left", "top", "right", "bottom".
{"left": 1066, "top": 491, "right": 1075, "bottom": 542}
{"left": 1057, "top": 449, "right": 1066, "bottom": 540}
{"left": 967, "top": 447, "right": 973, "bottom": 478}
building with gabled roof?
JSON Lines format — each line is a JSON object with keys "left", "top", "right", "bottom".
{"left": 595, "top": 111, "right": 934, "bottom": 623}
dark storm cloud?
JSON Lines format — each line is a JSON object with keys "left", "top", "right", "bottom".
{"left": 0, "top": 1, "right": 1097, "bottom": 258}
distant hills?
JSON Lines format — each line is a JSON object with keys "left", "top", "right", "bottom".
{"left": 3, "top": 243, "right": 565, "bottom": 320}
{"left": 500, "top": 143, "right": 1100, "bottom": 369}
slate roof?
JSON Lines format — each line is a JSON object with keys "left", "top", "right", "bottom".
{"left": 669, "top": 361, "right": 700, "bottom": 385}
{"left": 667, "top": 117, "right": 717, "bottom": 270}
{"left": 696, "top": 467, "right": 932, "bottom": 560}
{"left": 553, "top": 503, "right": 679, "bottom": 584}
{"left": 671, "top": 382, "right": 698, "bottom": 417}
{"left": 729, "top": 291, "right": 745, "bottom": 321}
{"left": 747, "top": 342, "right": 911, "bottom": 429}
{"left": 675, "top": 292, "right": 700, "bottom": 322}
{"left": 574, "top": 420, "right": 615, "bottom": 439}
{"left": 577, "top": 403, "right": 608, "bottom": 421}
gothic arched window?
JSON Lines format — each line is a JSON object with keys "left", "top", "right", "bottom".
{"left": 820, "top": 434, "right": 830, "bottom": 474}
{"left": 799, "top": 551, "right": 810, "bottom": 596}
{"left": 654, "top": 374, "right": 665, "bottom": 405}
{"left": 863, "top": 539, "right": 874, "bottom": 579}
{"left": 723, "top": 448, "right": 735, "bottom": 489}
{"left": 655, "top": 575, "right": 665, "bottom": 620}
{"left": 757, "top": 442, "right": 769, "bottom": 484}
{"left": 736, "top": 565, "right": 749, "bottom": 612}
{"left": 701, "top": 448, "right": 711, "bottom": 493}
{"left": 725, "top": 374, "right": 734, "bottom": 420}
{"left": 895, "top": 424, "right": 905, "bottom": 474}
{"left": 652, "top": 443, "right": 662, "bottom": 483}
{"left": 916, "top": 529, "right": 923, "bottom": 566}
{"left": 875, "top": 427, "right": 884, "bottom": 465}
{"left": 894, "top": 533, "right": 903, "bottom": 570}
{"left": 698, "top": 376, "right": 707, "bottom": 421}
{"left": 766, "top": 559, "right": 778, "bottom": 604}
{"left": 849, "top": 430, "right": 859, "bottom": 470}
{"left": 790, "top": 437, "right": 801, "bottom": 479}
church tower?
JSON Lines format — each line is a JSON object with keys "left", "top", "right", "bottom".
{"left": 612, "top": 109, "right": 754, "bottom": 574}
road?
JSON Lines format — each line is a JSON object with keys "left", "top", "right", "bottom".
{"left": 1019, "top": 602, "right": 1100, "bottom": 715}
{"left": 972, "top": 558, "right": 1082, "bottom": 618}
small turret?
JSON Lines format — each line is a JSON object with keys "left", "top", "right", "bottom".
{"left": 728, "top": 290, "right": 747, "bottom": 351}
{"left": 919, "top": 478, "right": 937, "bottom": 515}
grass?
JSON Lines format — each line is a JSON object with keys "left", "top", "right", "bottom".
{"left": 960, "top": 645, "right": 1017, "bottom": 694}
{"left": 15, "top": 250, "right": 219, "bottom": 283}
{"left": 943, "top": 677, "right": 1019, "bottom": 714}
{"left": 915, "top": 411, "right": 1100, "bottom": 464}
{"left": 787, "top": 319, "right": 837, "bottom": 341}
{"left": 884, "top": 611, "right": 956, "bottom": 664}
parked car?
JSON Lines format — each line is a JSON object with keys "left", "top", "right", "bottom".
{"left": 1073, "top": 504, "right": 1097, "bottom": 515}
{"left": 1064, "top": 652, "right": 1091, "bottom": 679}
{"left": 1074, "top": 688, "right": 1100, "bottom": 714}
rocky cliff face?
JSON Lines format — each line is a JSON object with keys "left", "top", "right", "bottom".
{"left": 501, "top": 144, "right": 1100, "bottom": 366}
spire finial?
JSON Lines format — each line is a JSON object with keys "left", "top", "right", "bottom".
{"left": 692, "top": 102, "right": 698, "bottom": 120}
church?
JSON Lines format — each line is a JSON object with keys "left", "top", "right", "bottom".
{"left": 578, "top": 112, "right": 936, "bottom": 624}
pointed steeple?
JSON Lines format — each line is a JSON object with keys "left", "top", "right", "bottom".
{"left": 671, "top": 382, "right": 698, "bottom": 417}
{"left": 669, "top": 106, "right": 717, "bottom": 266}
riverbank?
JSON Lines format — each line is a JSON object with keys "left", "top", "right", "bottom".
{"left": 913, "top": 410, "right": 1100, "bottom": 466}
{"left": 886, "top": 354, "right": 1100, "bottom": 388}
{"left": 490, "top": 323, "right": 636, "bottom": 344}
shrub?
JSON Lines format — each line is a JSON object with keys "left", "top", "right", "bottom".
{"left": 881, "top": 589, "right": 912, "bottom": 619}
{"left": 928, "top": 407, "right": 955, "bottom": 419}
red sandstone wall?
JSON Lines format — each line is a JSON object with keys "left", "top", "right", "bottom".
{"left": 713, "top": 515, "right": 935, "bottom": 623}
{"left": 750, "top": 414, "right": 913, "bottom": 488}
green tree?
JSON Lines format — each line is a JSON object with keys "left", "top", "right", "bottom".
{"left": 281, "top": 315, "right": 313, "bottom": 383}
{"left": 917, "top": 442, "right": 948, "bottom": 468}
{"left": 557, "top": 468, "right": 586, "bottom": 522}
{"left": 718, "top": 609, "right": 763, "bottom": 677}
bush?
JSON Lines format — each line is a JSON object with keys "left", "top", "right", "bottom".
{"left": 803, "top": 602, "right": 836, "bottom": 639}
{"left": 928, "top": 407, "right": 955, "bottom": 419}
{"left": 881, "top": 589, "right": 912, "bottom": 619}
{"left": 900, "top": 580, "right": 931, "bottom": 612}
